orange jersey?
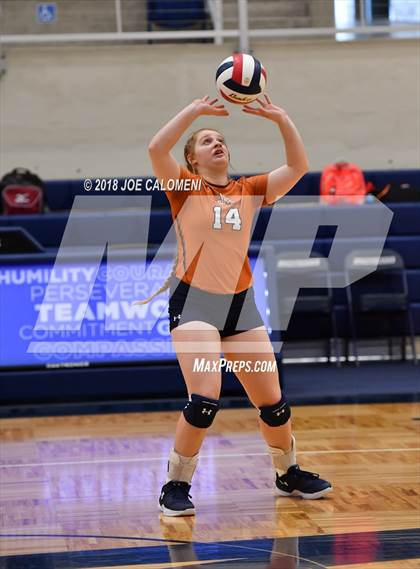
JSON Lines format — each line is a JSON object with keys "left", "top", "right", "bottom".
{"left": 164, "top": 167, "right": 269, "bottom": 294}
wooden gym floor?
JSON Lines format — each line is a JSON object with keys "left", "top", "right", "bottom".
{"left": 0, "top": 401, "right": 419, "bottom": 568}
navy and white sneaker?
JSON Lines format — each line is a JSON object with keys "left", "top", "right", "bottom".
{"left": 276, "top": 465, "right": 332, "bottom": 500}
{"left": 159, "top": 481, "right": 195, "bottom": 516}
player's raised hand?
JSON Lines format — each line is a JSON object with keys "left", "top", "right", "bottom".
{"left": 242, "top": 94, "right": 287, "bottom": 123}
{"left": 192, "top": 95, "right": 229, "bottom": 117}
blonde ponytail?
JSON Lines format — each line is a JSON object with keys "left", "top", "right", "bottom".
{"left": 134, "top": 217, "right": 187, "bottom": 305}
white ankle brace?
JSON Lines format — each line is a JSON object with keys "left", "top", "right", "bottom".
{"left": 268, "top": 436, "right": 297, "bottom": 476}
{"left": 166, "top": 448, "right": 199, "bottom": 484}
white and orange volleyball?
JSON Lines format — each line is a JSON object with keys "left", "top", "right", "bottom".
{"left": 215, "top": 53, "right": 267, "bottom": 105}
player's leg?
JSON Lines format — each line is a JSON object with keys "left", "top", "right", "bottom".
{"left": 222, "top": 325, "right": 293, "bottom": 461}
{"left": 222, "top": 326, "right": 332, "bottom": 499}
{"left": 160, "top": 321, "right": 222, "bottom": 516}
{"left": 171, "top": 321, "right": 222, "bottom": 456}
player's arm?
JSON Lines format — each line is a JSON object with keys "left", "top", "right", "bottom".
{"left": 148, "top": 96, "right": 229, "bottom": 188}
{"left": 243, "top": 95, "right": 309, "bottom": 204}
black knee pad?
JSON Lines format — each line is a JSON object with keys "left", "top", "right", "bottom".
{"left": 259, "top": 395, "right": 291, "bottom": 427}
{"left": 183, "top": 393, "right": 220, "bottom": 428}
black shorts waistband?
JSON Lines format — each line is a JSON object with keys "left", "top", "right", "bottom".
{"left": 169, "top": 276, "right": 252, "bottom": 302}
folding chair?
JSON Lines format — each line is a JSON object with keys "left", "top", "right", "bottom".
{"left": 276, "top": 251, "right": 340, "bottom": 366}
{"left": 345, "top": 248, "right": 418, "bottom": 365}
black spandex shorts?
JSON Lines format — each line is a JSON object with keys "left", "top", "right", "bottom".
{"left": 168, "top": 277, "right": 265, "bottom": 338}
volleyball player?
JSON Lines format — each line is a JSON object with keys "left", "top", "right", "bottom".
{"left": 140, "top": 95, "right": 332, "bottom": 516}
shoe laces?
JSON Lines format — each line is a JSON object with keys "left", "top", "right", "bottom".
{"left": 289, "top": 465, "right": 320, "bottom": 479}
{"left": 168, "top": 481, "right": 192, "bottom": 499}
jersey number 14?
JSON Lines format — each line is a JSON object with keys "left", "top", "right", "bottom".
{"left": 212, "top": 206, "right": 242, "bottom": 231}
